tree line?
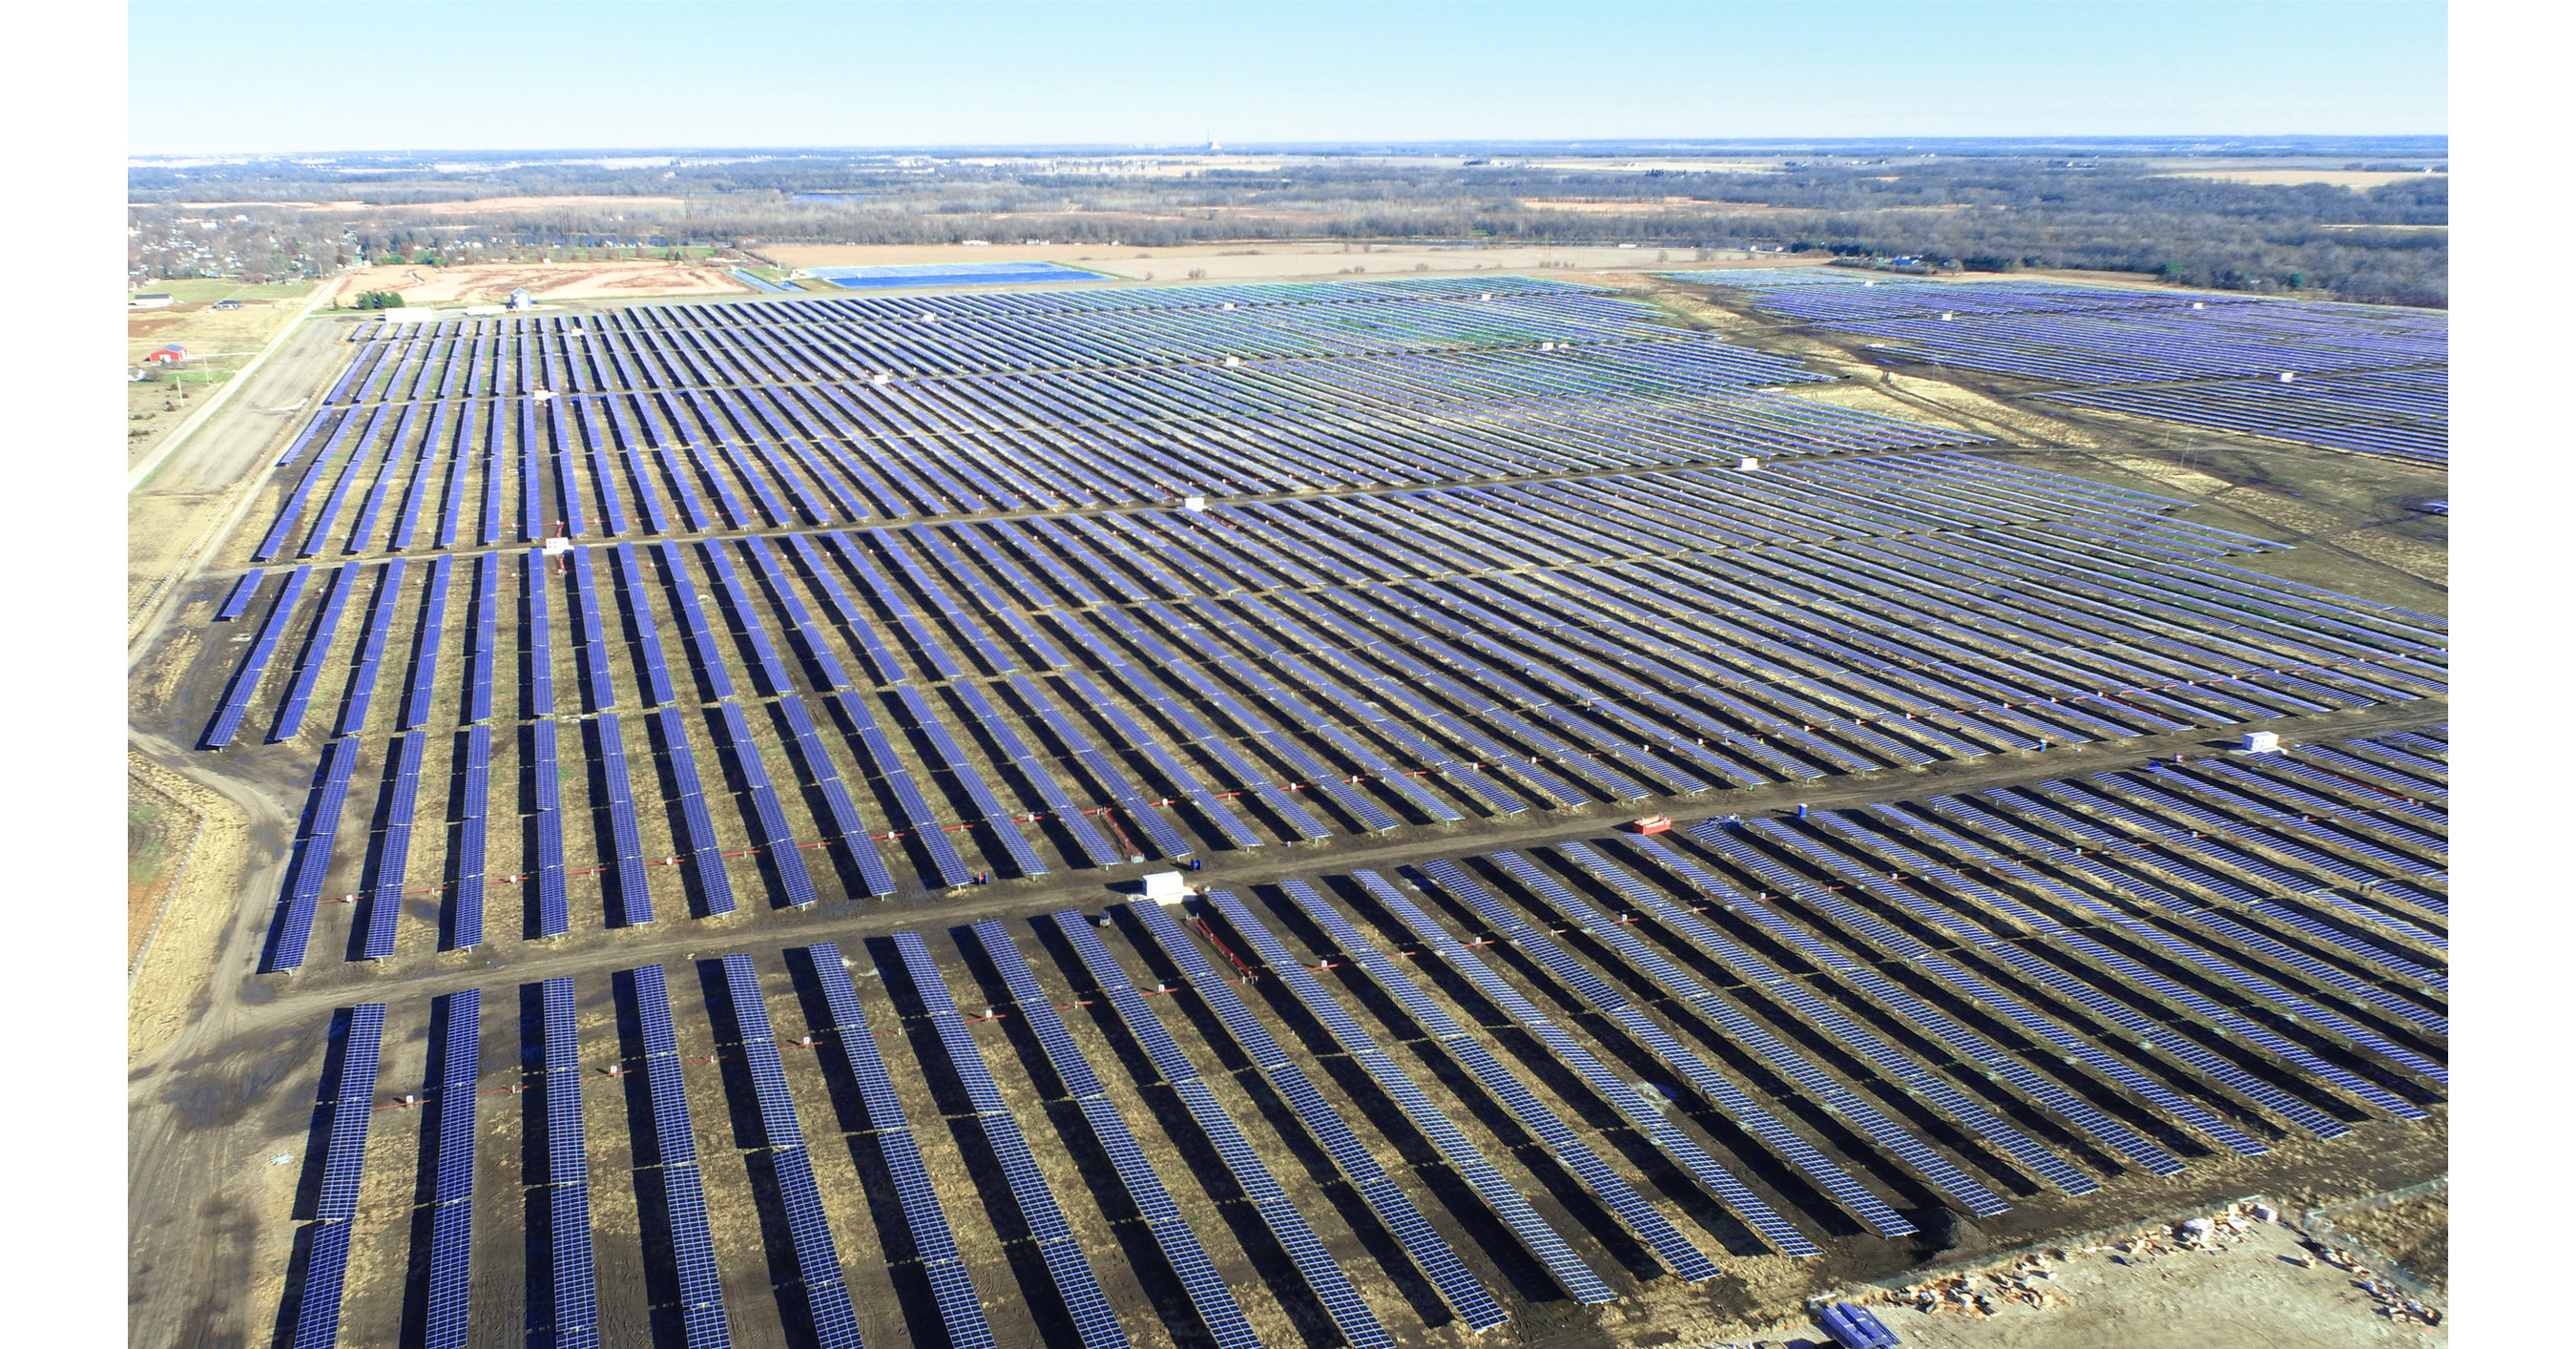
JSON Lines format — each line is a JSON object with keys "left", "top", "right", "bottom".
{"left": 127, "top": 153, "right": 2450, "bottom": 306}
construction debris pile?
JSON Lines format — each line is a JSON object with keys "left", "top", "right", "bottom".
{"left": 1887, "top": 1256, "right": 2070, "bottom": 1319}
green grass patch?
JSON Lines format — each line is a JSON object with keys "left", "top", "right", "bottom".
{"left": 128, "top": 798, "right": 169, "bottom": 887}
{"left": 136, "top": 279, "right": 319, "bottom": 303}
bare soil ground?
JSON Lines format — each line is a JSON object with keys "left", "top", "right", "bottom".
{"left": 2324, "top": 1196, "right": 2448, "bottom": 1297}
{"left": 1737, "top": 1212, "right": 2444, "bottom": 1347}
{"left": 128, "top": 751, "right": 262, "bottom": 1063}
{"left": 328, "top": 259, "right": 754, "bottom": 306}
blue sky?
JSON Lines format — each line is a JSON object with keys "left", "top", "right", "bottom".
{"left": 129, "top": 1, "right": 2446, "bottom": 155}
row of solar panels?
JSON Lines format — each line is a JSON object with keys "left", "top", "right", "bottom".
{"left": 322, "top": 289, "right": 1687, "bottom": 391}
{"left": 309, "top": 327, "right": 1826, "bottom": 482}
{"left": 247, "top": 516, "right": 2446, "bottom": 968}
{"left": 1668, "top": 272, "right": 2444, "bottom": 380}
{"left": 225, "top": 451, "right": 2438, "bottom": 773}
{"left": 278, "top": 903, "right": 1764, "bottom": 1349}
{"left": 251, "top": 352, "right": 1962, "bottom": 566}
{"left": 2041, "top": 371, "right": 2448, "bottom": 466}
{"left": 279, "top": 763, "right": 2440, "bottom": 1346}
{"left": 343, "top": 275, "right": 1607, "bottom": 347}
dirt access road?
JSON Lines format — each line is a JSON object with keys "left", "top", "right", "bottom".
{"left": 126, "top": 310, "right": 363, "bottom": 646}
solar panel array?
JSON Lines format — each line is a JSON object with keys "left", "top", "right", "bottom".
{"left": 1664, "top": 271, "right": 2446, "bottom": 464}
{"left": 1475, "top": 848, "right": 2016, "bottom": 1217}
{"left": 256, "top": 317, "right": 1963, "bottom": 573}
{"left": 203, "top": 566, "right": 309, "bottom": 747}
{"left": 893, "top": 932, "right": 1126, "bottom": 1349}
{"left": 541, "top": 978, "right": 600, "bottom": 1349}
{"left": 421, "top": 990, "right": 480, "bottom": 1349}
{"left": 1199, "top": 886, "right": 1616, "bottom": 1304}
{"left": 1050, "top": 909, "right": 1397, "bottom": 1349}
{"left": 205, "top": 270, "right": 2442, "bottom": 1060}
{"left": 233, "top": 435, "right": 2445, "bottom": 959}
{"left": 717, "top": 954, "right": 867, "bottom": 1349}
{"left": 966, "top": 920, "right": 1264, "bottom": 1349}
{"left": 1120, "top": 899, "right": 1506, "bottom": 1330}
{"left": 1361, "top": 867, "right": 1797, "bottom": 1260}
{"left": 802, "top": 940, "right": 987, "bottom": 1348}
{"left": 270, "top": 717, "right": 2441, "bottom": 1345}
{"left": 633, "top": 964, "right": 735, "bottom": 1349}
{"left": 288, "top": 1002, "right": 384, "bottom": 1349}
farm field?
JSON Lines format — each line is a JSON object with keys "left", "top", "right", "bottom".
{"left": 128, "top": 270, "right": 2445, "bottom": 1349}
{"left": 327, "top": 259, "right": 758, "bottom": 307}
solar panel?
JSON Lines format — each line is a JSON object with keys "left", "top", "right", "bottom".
{"left": 717, "top": 955, "right": 862, "bottom": 1347}
{"left": 798, "top": 533, "right": 910, "bottom": 683}
{"left": 1911, "top": 796, "right": 2446, "bottom": 1085}
{"left": 335, "top": 557, "right": 408, "bottom": 737}
{"left": 746, "top": 535, "right": 856, "bottom": 689}
{"left": 1300, "top": 873, "right": 1810, "bottom": 1262}
{"left": 528, "top": 550, "right": 556, "bottom": 716}
{"left": 608, "top": 543, "right": 676, "bottom": 707}
{"left": 289, "top": 1214, "right": 356, "bottom": 1349}
{"left": 451, "top": 725, "right": 489, "bottom": 951}
{"left": 313, "top": 1003, "right": 387, "bottom": 1220}
{"left": 362, "top": 735, "right": 428, "bottom": 959}
{"left": 1688, "top": 818, "right": 2276, "bottom": 1157}
{"left": 1823, "top": 809, "right": 2422, "bottom": 1126}
{"left": 1048, "top": 911, "right": 1393, "bottom": 1349}
{"left": 204, "top": 567, "right": 310, "bottom": 747}
{"left": 1973, "top": 791, "right": 2447, "bottom": 1036}
{"left": 891, "top": 686, "right": 1046, "bottom": 877}
{"left": 1123, "top": 901, "right": 1506, "bottom": 1327}
{"left": 422, "top": 989, "right": 481, "bottom": 1349}
{"left": 699, "top": 542, "right": 795, "bottom": 695}
{"left": 270, "top": 563, "right": 358, "bottom": 741}
{"left": 894, "top": 932, "right": 1124, "bottom": 1349}
{"left": 835, "top": 695, "right": 969, "bottom": 887}
{"left": 626, "top": 963, "right": 731, "bottom": 1339}
{"left": 268, "top": 742, "right": 364, "bottom": 972}
{"left": 946, "top": 680, "right": 1121, "bottom": 866}
{"left": 1560, "top": 839, "right": 2100, "bottom": 1194}
{"left": 1503, "top": 845, "right": 2023, "bottom": 1213}
{"left": 1201, "top": 888, "right": 1609, "bottom": 1305}
{"left": 535, "top": 979, "right": 598, "bottom": 1348}
{"left": 1776, "top": 815, "right": 2361, "bottom": 1138}
{"left": 709, "top": 705, "right": 818, "bottom": 906}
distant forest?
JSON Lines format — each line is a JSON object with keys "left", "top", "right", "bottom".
{"left": 129, "top": 147, "right": 2449, "bottom": 306}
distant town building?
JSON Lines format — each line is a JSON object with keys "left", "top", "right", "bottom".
{"left": 130, "top": 294, "right": 174, "bottom": 309}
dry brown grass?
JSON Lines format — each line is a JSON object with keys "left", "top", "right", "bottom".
{"left": 328, "top": 259, "right": 752, "bottom": 305}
